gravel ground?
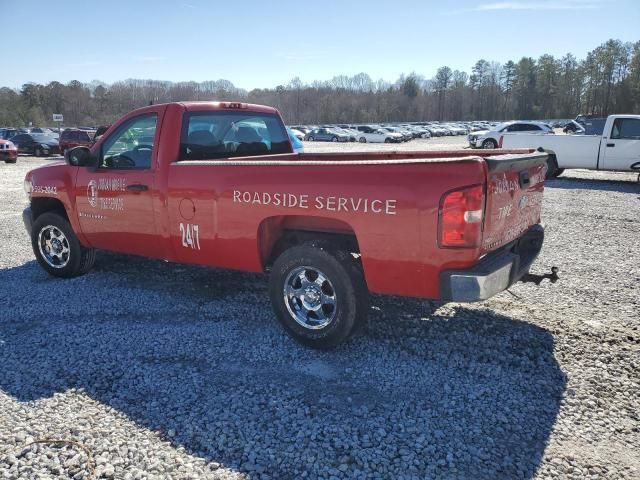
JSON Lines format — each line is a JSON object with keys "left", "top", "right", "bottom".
{"left": 0, "top": 142, "right": 638, "bottom": 479}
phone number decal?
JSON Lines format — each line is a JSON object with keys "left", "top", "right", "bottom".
{"left": 32, "top": 185, "right": 58, "bottom": 195}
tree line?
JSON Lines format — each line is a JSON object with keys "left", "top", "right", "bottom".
{"left": 0, "top": 38, "right": 638, "bottom": 128}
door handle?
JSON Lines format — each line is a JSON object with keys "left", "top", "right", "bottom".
{"left": 606, "top": 143, "right": 615, "bottom": 147}
{"left": 127, "top": 184, "right": 148, "bottom": 192}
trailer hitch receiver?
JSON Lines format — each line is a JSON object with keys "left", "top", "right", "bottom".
{"left": 520, "top": 267, "right": 559, "bottom": 285}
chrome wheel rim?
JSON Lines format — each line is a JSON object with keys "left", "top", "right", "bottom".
{"left": 283, "top": 266, "right": 337, "bottom": 330}
{"left": 38, "top": 225, "right": 70, "bottom": 268}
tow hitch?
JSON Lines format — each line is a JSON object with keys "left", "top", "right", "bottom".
{"left": 520, "top": 267, "right": 559, "bottom": 285}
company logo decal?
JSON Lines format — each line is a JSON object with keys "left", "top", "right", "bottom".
{"left": 87, "top": 178, "right": 126, "bottom": 211}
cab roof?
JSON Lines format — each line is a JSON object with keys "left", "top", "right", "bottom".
{"left": 179, "top": 101, "right": 278, "bottom": 114}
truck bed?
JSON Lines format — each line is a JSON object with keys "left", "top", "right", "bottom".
{"left": 501, "top": 133, "right": 602, "bottom": 169}
{"left": 177, "top": 149, "right": 536, "bottom": 165}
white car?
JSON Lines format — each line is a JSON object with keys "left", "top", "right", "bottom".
{"left": 357, "top": 129, "right": 400, "bottom": 143}
{"left": 500, "top": 114, "right": 640, "bottom": 178}
{"left": 288, "top": 128, "right": 305, "bottom": 141}
{"left": 468, "top": 121, "right": 553, "bottom": 149}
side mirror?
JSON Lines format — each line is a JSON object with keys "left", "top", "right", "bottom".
{"left": 65, "top": 146, "right": 97, "bottom": 169}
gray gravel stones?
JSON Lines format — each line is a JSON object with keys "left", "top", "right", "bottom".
{"left": 1, "top": 151, "right": 638, "bottom": 479}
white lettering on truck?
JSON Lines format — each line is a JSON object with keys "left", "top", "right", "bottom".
{"left": 232, "top": 190, "right": 397, "bottom": 215}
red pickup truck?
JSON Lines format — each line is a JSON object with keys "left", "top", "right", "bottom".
{"left": 22, "top": 102, "right": 553, "bottom": 348}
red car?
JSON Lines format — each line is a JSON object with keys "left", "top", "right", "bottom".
{"left": 0, "top": 139, "right": 18, "bottom": 163}
{"left": 22, "top": 102, "right": 555, "bottom": 349}
{"left": 58, "top": 128, "right": 96, "bottom": 153}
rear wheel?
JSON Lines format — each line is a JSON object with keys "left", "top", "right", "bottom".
{"left": 482, "top": 139, "right": 497, "bottom": 149}
{"left": 308, "top": 136, "right": 314, "bottom": 142}
{"left": 269, "top": 245, "right": 368, "bottom": 349}
{"left": 34, "top": 147, "right": 43, "bottom": 157}
{"left": 31, "top": 212, "right": 96, "bottom": 278}
{"left": 4, "top": 158, "right": 17, "bottom": 164}
{"left": 359, "top": 137, "right": 367, "bottom": 143}
{"left": 384, "top": 138, "right": 391, "bottom": 143}
{"left": 332, "top": 136, "right": 338, "bottom": 142}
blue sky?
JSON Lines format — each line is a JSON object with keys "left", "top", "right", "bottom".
{"left": 4, "top": 0, "right": 639, "bottom": 90}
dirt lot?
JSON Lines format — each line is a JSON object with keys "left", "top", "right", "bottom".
{"left": 0, "top": 139, "right": 638, "bottom": 479}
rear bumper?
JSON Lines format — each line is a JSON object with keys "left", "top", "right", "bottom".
{"left": 440, "top": 224, "right": 544, "bottom": 302}
{"left": 23, "top": 207, "right": 33, "bottom": 236}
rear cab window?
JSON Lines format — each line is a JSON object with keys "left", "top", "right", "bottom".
{"left": 611, "top": 118, "right": 640, "bottom": 140}
{"left": 180, "top": 111, "right": 292, "bottom": 161}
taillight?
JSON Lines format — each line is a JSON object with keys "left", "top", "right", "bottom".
{"left": 439, "top": 184, "right": 485, "bottom": 248}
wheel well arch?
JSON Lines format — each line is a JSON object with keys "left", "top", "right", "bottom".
{"left": 257, "top": 215, "right": 360, "bottom": 270}
{"left": 31, "top": 197, "right": 69, "bottom": 222}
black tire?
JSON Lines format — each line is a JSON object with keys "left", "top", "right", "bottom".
{"left": 31, "top": 212, "right": 96, "bottom": 278}
{"left": 4, "top": 158, "right": 17, "bottom": 164}
{"left": 359, "top": 137, "right": 367, "bottom": 143}
{"left": 482, "top": 138, "right": 497, "bottom": 149}
{"left": 269, "top": 245, "right": 369, "bottom": 349}
{"left": 545, "top": 155, "right": 561, "bottom": 179}
{"left": 34, "top": 147, "right": 43, "bottom": 157}
{"left": 384, "top": 138, "right": 392, "bottom": 143}
{"left": 332, "top": 136, "right": 338, "bottom": 142}
{"left": 308, "top": 136, "right": 314, "bottom": 142}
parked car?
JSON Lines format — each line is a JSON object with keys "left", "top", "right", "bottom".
{"left": 305, "top": 128, "right": 349, "bottom": 142}
{"left": 356, "top": 128, "right": 400, "bottom": 143}
{"left": 381, "top": 127, "right": 411, "bottom": 142}
{"left": 468, "top": 121, "right": 553, "bottom": 149}
{"left": 23, "top": 101, "right": 552, "bottom": 349}
{"left": 288, "top": 128, "right": 305, "bottom": 141}
{"left": 0, "top": 128, "right": 22, "bottom": 140}
{"left": 287, "top": 127, "right": 304, "bottom": 153}
{"left": 59, "top": 128, "right": 96, "bottom": 153}
{"left": 10, "top": 133, "right": 60, "bottom": 156}
{"left": 501, "top": 114, "right": 640, "bottom": 177}
{"left": 0, "top": 139, "right": 18, "bottom": 163}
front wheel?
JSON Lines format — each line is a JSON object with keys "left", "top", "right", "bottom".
{"left": 482, "top": 139, "right": 497, "bottom": 149}
{"left": 359, "top": 137, "right": 367, "bottom": 143}
{"left": 34, "top": 147, "right": 43, "bottom": 157}
{"left": 332, "top": 136, "right": 338, "bottom": 142}
{"left": 31, "top": 212, "right": 96, "bottom": 278}
{"left": 269, "top": 245, "right": 368, "bottom": 349}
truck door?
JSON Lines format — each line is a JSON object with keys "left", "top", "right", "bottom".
{"left": 75, "top": 112, "right": 164, "bottom": 258}
{"left": 601, "top": 117, "right": 640, "bottom": 171}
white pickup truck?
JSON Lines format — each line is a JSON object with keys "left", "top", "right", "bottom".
{"left": 500, "top": 115, "right": 640, "bottom": 178}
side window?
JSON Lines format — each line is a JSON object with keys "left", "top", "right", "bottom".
{"left": 100, "top": 114, "right": 157, "bottom": 169}
{"left": 180, "top": 111, "right": 292, "bottom": 161}
{"left": 611, "top": 118, "right": 640, "bottom": 140}
{"left": 526, "top": 124, "right": 542, "bottom": 131}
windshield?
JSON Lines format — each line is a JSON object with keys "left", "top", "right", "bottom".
{"left": 492, "top": 122, "right": 509, "bottom": 132}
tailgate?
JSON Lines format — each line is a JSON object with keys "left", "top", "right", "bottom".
{"left": 481, "top": 152, "right": 547, "bottom": 253}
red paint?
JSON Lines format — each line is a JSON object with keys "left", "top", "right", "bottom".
{"left": 25, "top": 102, "right": 546, "bottom": 300}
